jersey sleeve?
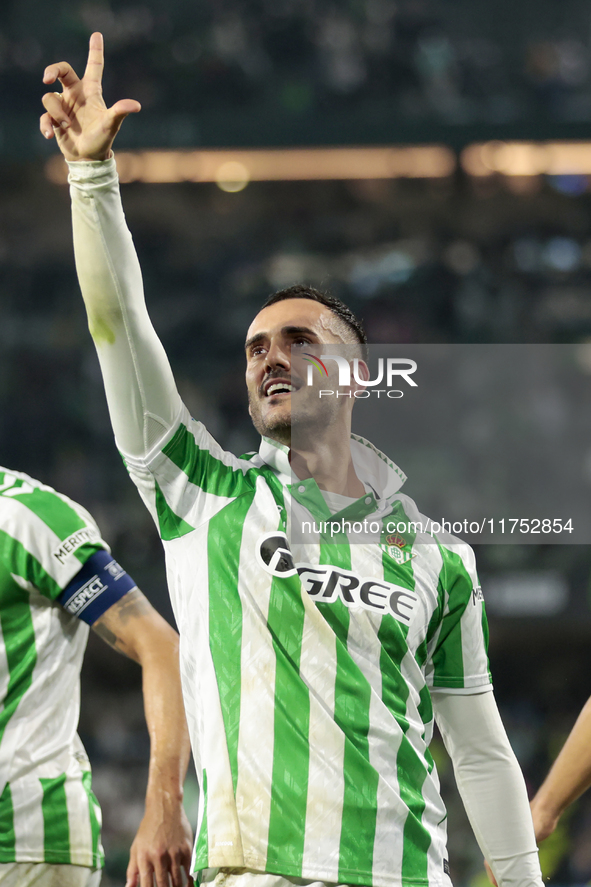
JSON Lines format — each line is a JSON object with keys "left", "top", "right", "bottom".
{"left": 0, "top": 471, "right": 108, "bottom": 602}
{"left": 121, "top": 402, "right": 260, "bottom": 541}
{"left": 426, "top": 541, "right": 492, "bottom": 692}
{"left": 68, "top": 157, "right": 183, "bottom": 460}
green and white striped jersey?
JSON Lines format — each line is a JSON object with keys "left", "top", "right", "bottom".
{"left": 124, "top": 406, "right": 491, "bottom": 887}
{"left": 0, "top": 468, "right": 106, "bottom": 867}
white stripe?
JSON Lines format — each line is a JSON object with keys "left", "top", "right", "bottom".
{"left": 12, "top": 777, "right": 44, "bottom": 858}
{"left": 300, "top": 616, "right": 342, "bottom": 879}
{"left": 64, "top": 766, "right": 93, "bottom": 867}
{"left": 300, "top": 545, "right": 342, "bottom": 880}
{"left": 235, "top": 484, "right": 280, "bottom": 869}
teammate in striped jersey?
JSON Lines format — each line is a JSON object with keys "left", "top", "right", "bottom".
{"left": 0, "top": 467, "right": 193, "bottom": 887}
{"left": 41, "top": 33, "right": 543, "bottom": 887}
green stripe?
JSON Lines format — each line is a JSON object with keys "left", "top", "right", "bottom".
{"left": 154, "top": 480, "right": 195, "bottom": 540}
{"left": 162, "top": 422, "right": 256, "bottom": 498}
{"left": 0, "top": 559, "right": 37, "bottom": 746}
{"left": 431, "top": 548, "right": 473, "bottom": 688}
{"left": 317, "top": 541, "right": 378, "bottom": 883}
{"left": 0, "top": 528, "right": 60, "bottom": 601}
{"left": 415, "top": 571, "right": 445, "bottom": 672}
{"left": 482, "top": 602, "right": 491, "bottom": 669}
{"left": 0, "top": 783, "right": 16, "bottom": 861}
{"left": 266, "top": 569, "right": 310, "bottom": 871}
{"left": 40, "top": 774, "right": 71, "bottom": 864}
{"left": 379, "top": 549, "right": 432, "bottom": 882}
{"left": 194, "top": 769, "right": 208, "bottom": 867}
{"left": 208, "top": 492, "right": 255, "bottom": 794}
{"left": 81, "top": 770, "right": 104, "bottom": 867}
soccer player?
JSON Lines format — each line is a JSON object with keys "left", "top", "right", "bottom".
{"left": 40, "top": 33, "right": 544, "bottom": 887}
{"left": 0, "top": 466, "right": 193, "bottom": 887}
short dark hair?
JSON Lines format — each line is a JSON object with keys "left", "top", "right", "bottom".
{"left": 262, "top": 285, "right": 368, "bottom": 347}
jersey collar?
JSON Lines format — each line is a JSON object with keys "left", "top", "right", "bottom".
{"left": 258, "top": 434, "right": 407, "bottom": 501}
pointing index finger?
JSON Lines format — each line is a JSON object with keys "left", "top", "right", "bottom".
{"left": 83, "top": 31, "right": 104, "bottom": 85}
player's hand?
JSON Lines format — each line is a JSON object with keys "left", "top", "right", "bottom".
{"left": 40, "top": 31, "right": 140, "bottom": 161}
{"left": 530, "top": 796, "right": 559, "bottom": 843}
{"left": 126, "top": 799, "right": 194, "bottom": 887}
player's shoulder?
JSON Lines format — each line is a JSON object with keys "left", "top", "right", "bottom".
{"left": 0, "top": 465, "right": 51, "bottom": 519}
{"left": 393, "top": 492, "right": 476, "bottom": 569}
{"left": 0, "top": 465, "right": 66, "bottom": 508}
{"left": 157, "top": 412, "right": 261, "bottom": 479}
{"left": 0, "top": 466, "right": 101, "bottom": 536}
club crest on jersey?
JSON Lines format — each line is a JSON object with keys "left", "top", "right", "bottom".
{"left": 381, "top": 534, "right": 415, "bottom": 564}
{"left": 383, "top": 546, "right": 414, "bottom": 565}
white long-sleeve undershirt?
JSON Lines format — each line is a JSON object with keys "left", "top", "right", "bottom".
{"left": 433, "top": 690, "right": 542, "bottom": 887}
{"left": 68, "top": 157, "right": 543, "bottom": 887}
{"left": 69, "top": 157, "right": 181, "bottom": 458}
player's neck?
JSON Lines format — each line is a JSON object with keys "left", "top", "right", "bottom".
{"left": 289, "top": 426, "right": 364, "bottom": 498}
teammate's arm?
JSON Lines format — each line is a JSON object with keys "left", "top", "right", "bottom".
{"left": 529, "top": 694, "right": 591, "bottom": 842}
{"left": 40, "top": 32, "right": 182, "bottom": 458}
{"left": 92, "top": 588, "right": 193, "bottom": 887}
{"left": 433, "top": 690, "right": 542, "bottom": 887}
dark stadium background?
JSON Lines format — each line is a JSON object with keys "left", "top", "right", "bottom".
{"left": 4, "top": 0, "right": 591, "bottom": 883}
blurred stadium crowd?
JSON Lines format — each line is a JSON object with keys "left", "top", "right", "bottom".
{"left": 3, "top": 0, "right": 591, "bottom": 884}
{"left": 4, "top": 0, "right": 591, "bottom": 153}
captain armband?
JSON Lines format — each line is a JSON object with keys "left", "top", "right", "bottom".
{"left": 57, "top": 548, "right": 138, "bottom": 625}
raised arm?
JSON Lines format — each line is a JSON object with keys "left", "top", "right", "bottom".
{"left": 93, "top": 588, "right": 193, "bottom": 887}
{"left": 433, "top": 690, "right": 543, "bottom": 887}
{"left": 41, "top": 33, "right": 182, "bottom": 458}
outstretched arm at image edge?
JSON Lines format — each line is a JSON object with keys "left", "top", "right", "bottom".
{"left": 530, "top": 694, "right": 591, "bottom": 841}
{"left": 433, "top": 690, "right": 542, "bottom": 887}
{"left": 69, "top": 157, "right": 182, "bottom": 458}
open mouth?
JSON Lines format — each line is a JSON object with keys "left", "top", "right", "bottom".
{"left": 264, "top": 379, "right": 297, "bottom": 397}
{"left": 266, "top": 382, "right": 295, "bottom": 396}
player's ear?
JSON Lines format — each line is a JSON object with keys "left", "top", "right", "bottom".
{"left": 354, "top": 359, "right": 370, "bottom": 382}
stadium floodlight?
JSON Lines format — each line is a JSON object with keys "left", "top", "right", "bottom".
{"left": 45, "top": 145, "right": 456, "bottom": 185}
{"left": 462, "top": 141, "right": 591, "bottom": 177}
